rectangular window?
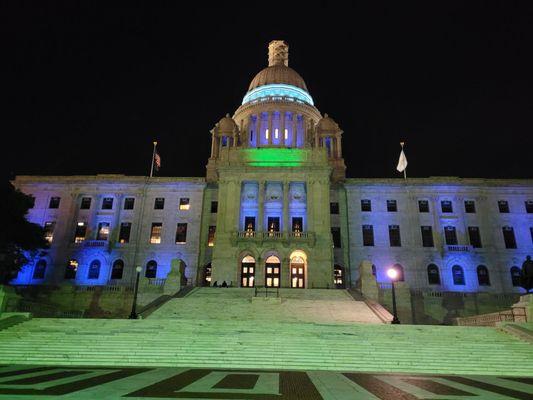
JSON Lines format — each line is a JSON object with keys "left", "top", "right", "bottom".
{"left": 530, "top": 227, "right": 533, "bottom": 244}
{"left": 80, "top": 197, "right": 92, "bottom": 210}
{"left": 292, "top": 217, "right": 303, "bottom": 232}
{"left": 150, "top": 223, "right": 162, "bottom": 244}
{"left": 124, "top": 197, "right": 135, "bottom": 210}
{"left": 330, "top": 202, "right": 339, "bottom": 214}
{"left": 502, "top": 226, "right": 517, "bottom": 249}
{"left": 211, "top": 201, "right": 218, "bottom": 213}
{"left": 49, "top": 196, "right": 61, "bottom": 209}
{"left": 73, "top": 222, "right": 87, "bottom": 243}
{"left": 389, "top": 225, "right": 401, "bottom": 247}
{"left": 418, "top": 200, "right": 429, "bottom": 213}
{"left": 441, "top": 200, "right": 453, "bottom": 213}
{"left": 361, "top": 199, "right": 371, "bottom": 212}
{"left": 179, "top": 198, "right": 190, "bottom": 210}
{"left": 362, "top": 225, "right": 374, "bottom": 246}
{"left": 64, "top": 260, "right": 78, "bottom": 279}
{"left": 498, "top": 200, "right": 509, "bottom": 213}
{"left": 154, "top": 197, "right": 165, "bottom": 210}
{"left": 118, "top": 222, "right": 131, "bottom": 244}
{"left": 244, "top": 216, "right": 256, "bottom": 232}
{"left": 175, "top": 223, "right": 188, "bottom": 244}
{"left": 386, "top": 199, "right": 397, "bottom": 212}
{"left": 96, "top": 222, "right": 110, "bottom": 241}
{"left": 525, "top": 200, "right": 533, "bottom": 213}
{"left": 468, "top": 226, "right": 482, "bottom": 248}
{"left": 43, "top": 221, "right": 55, "bottom": 244}
{"left": 444, "top": 226, "right": 458, "bottom": 245}
{"left": 267, "top": 217, "right": 280, "bottom": 232}
{"left": 331, "top": 227, "right": 341, "bottom": 248}
{"left": 102, "top": 197, "right": 114, "bottom": 210}
{"left": 208, "top": 226, "right": 216, "bottom": 247}
{"left": 464, "top": 200, "right": 476, "bottom": 213}
{"left": 420, "top": 226, "right": 434, "bottom": 247}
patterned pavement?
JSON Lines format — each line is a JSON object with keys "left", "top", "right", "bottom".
{"left": 0, "top": 365, "right": 531, "bottom": 399}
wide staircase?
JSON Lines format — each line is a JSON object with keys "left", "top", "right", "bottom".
{"left": 147, "top": 287, "right": 384, "bottom": 324}
{"left": 0, "top": 316, "right": 532, "bottom": 375}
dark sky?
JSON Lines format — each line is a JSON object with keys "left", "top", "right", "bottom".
{"left": 2, "top": 2, "right": 533, "bottom": 181}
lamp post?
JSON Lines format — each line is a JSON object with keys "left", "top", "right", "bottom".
{"left": 387, "top": 267, "right": 401, "bottom": 324}
{"left": 129, "top": 266, "right": 142, "bottom": 319}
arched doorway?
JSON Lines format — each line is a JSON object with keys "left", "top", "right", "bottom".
{"left": 334, "top": 264, "right": 345, "bottom": 288}
{"left": 203, "top": 263, "right": 212, "bottom": 286}
{"left": 290, "top": 250, "right": 306, "bottom": 288}
{"left": 241, "top": 255, "right": 255, "bottom": 287}
{"left": 265, "top": 255, "right": 281, "bottom": 287}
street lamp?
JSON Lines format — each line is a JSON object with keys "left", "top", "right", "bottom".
{"left": 129, "top": 266, "right": 142, "bottom": 319}
{"left": 387, "top": 267, "right": 401, "bottom": 324}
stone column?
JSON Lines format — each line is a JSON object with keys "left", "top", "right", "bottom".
{"left": 280, "top": 111, "right": 286, "bottom": 146}
{"left": 255, "top": 114, "right": 261, "bottom": 147}
{"left": 210, "top": 131, "right": 216, "bottom": 157}
{"left": 336, "top": 134, "right": 342, "bottom": 158}
{"left": 267, "top": 112, "right": 273, "bottom": 145}
{"left": 301, "top": 116, "right": 307, "bottom": 147}
{"left": 292, "top": 114, "right": 297, "bottom": 147}
{"left": 283, "top": 181, "right": 290, "bottom": 233}
{"left": 257, "top": 181, "right": 265, "bottom": 232}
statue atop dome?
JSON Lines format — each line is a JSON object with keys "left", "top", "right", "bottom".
{"left": 268, "top": 40, "right": 289, "bottom": 67}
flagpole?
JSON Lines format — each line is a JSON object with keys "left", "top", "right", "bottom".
{"left": 400, "top": 142, "right": 407, "bottom": 180}
{"left": 150, "top": 141, "right": 157, "bottom": 178}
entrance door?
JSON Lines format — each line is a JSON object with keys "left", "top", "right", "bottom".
{"left": 241, "top": 255, "right": 255, "bottom": 287}
{"left": 290, "top": 257, "right": 305, "bottom": 288}
{"left": 265, "top": 255, "right": 281, "bottom": 287}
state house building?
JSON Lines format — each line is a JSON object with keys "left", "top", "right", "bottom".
{"left": 12, "top": 41, "right": 533, "bottom": 295}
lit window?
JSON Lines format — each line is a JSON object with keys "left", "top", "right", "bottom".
{"left": 150, "top": 223, "right": 162, "bottom": 244}
{"left": 64, "top": 259, "right": 78, "bottom": 279}
{"left": 265, "top": 129, "right": 269, "bottom": 139}
{"left": 274, "top": 128, "right": 279, "bottom": 139}
{"left": 96, "top": 222, "right": 110, "bottom": 241}
{"left": 74, "top": 222, "right": 87, "bottom": 243}
{"left": 43, "top": 221, "right": 55, "bottom": 243}
{"left": 208, "top": 225, "right": 216, "bottom": 247}
{"left": 179, "top": 198, "right": 190, "bottom": 210}
{"left": 284, "top": 128, "right": 288, "bottom": 140}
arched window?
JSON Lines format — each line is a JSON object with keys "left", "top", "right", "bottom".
{"left": 265, "top": 255, "right": 280, "bottom": 288}
{"left": 371, "top": 264, "right": 376, "bottom": 276}
{"left": 241, "top": 255, "right": 255, "bottom": 287}
{"left": 145, "top": 260, "right": 157, "bottom": 278}
{"left": 427, "top": 264, "right": 440, "bottom": 285}
{"left": 33, "top": 259, "right": 47, "bottom": 279}
{"left": 452, "top": 265, "right": 465, "bottom": 285}
{"left": 510, "top": 266, "right": 521, "bottom": 287}
{"left": 88, "top": 260, "right": 101, "bottom": 279}
{"left": 111, "top": 259, "right": 124, "bottom": 280}
{"left": 477, "top": 265, "right": 491, "bottom": 286}
{"left": 393, "top": 263, "right": 405, "bottom": 282}
{"left": 64, "top": 259, "right": 78, "bottom": 279}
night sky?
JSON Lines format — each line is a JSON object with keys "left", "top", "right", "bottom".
{"left": 2, "top": 2, "right": 533, "bottom": 182}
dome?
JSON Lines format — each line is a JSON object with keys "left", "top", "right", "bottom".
{"left": 317, "top": 114, "right": 341, "bottom": 133}
{"left": 248, "top": 65, "right": 308, "bottom": 92}
{"left": 217, "top": 113, "right": 237, "bottom": 134}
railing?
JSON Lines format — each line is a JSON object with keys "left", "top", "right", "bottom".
{"left": 445, "top": 245, "right": 472, "bottom": 252}
{"left": 454, "top": 310, "right": 518, "bottom": 326}
{"left": 254, "top": 286, "right": 280, "bottom": 298}
{"left": 83, "top": 240, "right": 108, "bottom": 248}
{"left": 148, "top": 278, "right": 166, "bottom": 287}
{"left": 236, "top": 231, "right": 313, "bottom": 240}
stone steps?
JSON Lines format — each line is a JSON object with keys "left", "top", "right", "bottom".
{"left": 0, "top": 317, "right": 532, "bottom": 375}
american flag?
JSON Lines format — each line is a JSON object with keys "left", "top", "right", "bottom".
{"left": 154, "top": 151, "right": 161, "bottom": 170}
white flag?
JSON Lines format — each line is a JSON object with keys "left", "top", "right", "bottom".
{"left": 396, "top": 149, "right": 408, "bottom": 172}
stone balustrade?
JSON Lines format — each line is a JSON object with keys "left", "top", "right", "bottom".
{"left": 234, "top": 231, "right": 315, "bottom": 246}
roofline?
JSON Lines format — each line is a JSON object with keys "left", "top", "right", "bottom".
{"left": 345, "top": 177, "right": 533, "bottom": 187}
{"left": 12, "top": 175, "right": 206, "bottom": 185}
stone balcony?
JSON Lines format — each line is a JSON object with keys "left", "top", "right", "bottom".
{"left": 232, "top": 231, "right": 316, "bottom": 247}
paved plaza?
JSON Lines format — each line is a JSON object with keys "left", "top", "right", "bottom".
{"left": 0, "top": 365, "right": 531, "bottom": 399}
